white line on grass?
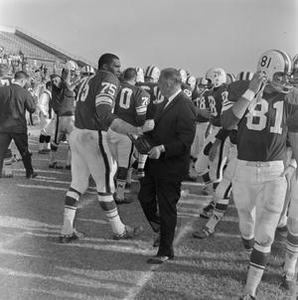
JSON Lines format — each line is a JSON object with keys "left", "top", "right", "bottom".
{"left": 123, "top": 218, "right": 198, "bottom": 300}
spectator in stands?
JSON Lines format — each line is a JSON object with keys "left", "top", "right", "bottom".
{"left": 0, "top": 71, "right": 38, "bottom": 178}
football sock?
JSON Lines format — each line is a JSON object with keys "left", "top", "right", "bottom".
{"left": 137, "top": 154, "right": 148, "bottom": 177}
{"left": 98, "top": 193, "right": 125, "bottom": 235}
{"left": 61, "top": 188, "right": 80, "bottom": 235}
{"left": 284, "top": 231, "right": 298, "bottom": 276}
{"left": 116, "top": 167, "right": 127, "bottom": 200}
{"left": 245, "top": 243, "right": 270, "bottom": 296}
{"left": 205, "top": 198, "right": 229, "bottom": 231}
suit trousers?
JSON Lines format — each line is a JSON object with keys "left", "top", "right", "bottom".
{"left": 138, "top": 171, "right": 181, "bottom": 258}
{"left": 0, "top": 132, "right": 33, "bottom": 176}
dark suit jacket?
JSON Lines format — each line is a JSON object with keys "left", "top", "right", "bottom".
{"left": 146, "top": 91, "right": 197, "bottom": 181}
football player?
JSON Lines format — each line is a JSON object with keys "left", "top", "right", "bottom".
{"left": 48, "top": 61, "right": 79, "bottom": 169}
{"left": 81, "top": 65, "right": 95, "bottom": 77}
{"left": 136, "top": 72, "right": 164, "bottom": 178}
{"left": 59, "top": 53, "right": 154, "bottom": 243}
{"left": 193, "top": 72, "right": 254, "bottom": 238}
{"left": 221, "top": 50, "right": 298, "bottom": 300}
{"left": 144, "top": 65, "right": 160, "bottom": 83}
{"left": 280, "top": 53, "right": 298, "bottom": 293}
{"left": 37, "top": 81, "right": 53, "bottom": 154}
{"left": 107, "top": 68, "right": 150, "bottom": 204}
{"left": 194, "top": 67, "right": 228, "bottom": 193}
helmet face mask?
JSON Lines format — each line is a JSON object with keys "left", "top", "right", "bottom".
{"left": 186, "top": 75, "right": 196, "bottom": 91}
{"left": 269, "top": 72, "right": 293, "bottom": 94}
{"left": 205, "top": 67, "right": 227, "bottom": 88}
{"left": 257, "top": 49, "right": 293, "bottom": 94}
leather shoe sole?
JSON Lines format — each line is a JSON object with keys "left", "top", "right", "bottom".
{"left": 146, "top": 255, "right": 173, "bottom": 264}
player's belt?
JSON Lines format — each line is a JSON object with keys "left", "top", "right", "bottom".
{"left": 245, "top": 161, "right": 271, "bottom": 167}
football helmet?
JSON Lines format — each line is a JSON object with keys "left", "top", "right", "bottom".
{"left": 135, "top": 66, "right": 144, "bottom": 83}
{"left": 236, "top": 71, "right": 254, "bottom": 81}
{"left": 205, "top": 67, "right": 227, "bottom": 88}
{"left": 226, "top": 73, "right": 236, "bottom": 84}
{"left": 64, "top": 60, "right": 79, "bottom": 71}
{"left": 257, "top": 49, "right": 293, "bottom": 93}
{"left": 144, "top": 65, "right": 160, "bottom": 83}
{"left": 81, "top": 65, "right": 95, "bottom": 76}
{"left": 291, "top": 54, "right": 298, "bottom": 87}
{"left": 186, "top": 75, "right": 196, "bottom": 91}
{"left": 178, "top": 68, "right": 188, "bottom": 83}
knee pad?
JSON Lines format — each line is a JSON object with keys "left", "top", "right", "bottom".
{"left": 116, "top": 167, "right": 128, "bottom": 181}
{"left": 39, "top": 135, "right": 46, "bottom": 143}
{"left": 45, "top": 136, "right": 51, "bottom": 143}
{"left": 288, "top": 217, "right": 298, "bottom": 234}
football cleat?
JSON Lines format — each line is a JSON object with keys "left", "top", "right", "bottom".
{"left": 49, "top": 162, "right": 63, "bottom": 169}
{"left": 200, "top": 200, "right": 215, "bottom": 219}
{"left": 280, "top": 273, "right": 297, "bottom": 295}
{"left": 113, "top": 225, "right": 144, "bottom": 240}
{"left": 59, "top": 230, "right": 85, "bottom": 244}
{"left": 192, "top": 226, "right": 214, "bottom": 239}
{"left": 114, "top": 197, "right": 134, "bottom": 205}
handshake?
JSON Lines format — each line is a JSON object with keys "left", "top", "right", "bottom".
{"left": 137, "top": 119, "right": 155, "bottom": 135}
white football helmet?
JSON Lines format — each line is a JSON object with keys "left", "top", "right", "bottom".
{"left": 205, "top": 67, "right": 227, "bottom": 88}
{"left": 186, "top": 75, "right": 196, "bottom": 91}
{"left": 291, "top": 54, "right": 298, "bottom": 87}
{"left": 64, "top": 60, "right": 79, "bottom": 72}
{"left": 257, "top": 49, "right": 293, "bottom": 93}
{"left": 144, "top": 65, "right": 160, "bottom": 83}
{"left": 226, "top": 73, "right": 236, "bottom": 84}
{"left": 135, "top": 66, "right": 144, "bottom": 83}
{"left": 81, "top": 65, "right": 95, "bottom": 76}
{"left": 178, "top": 68, "right": 188, "bottom": 83}
{"left": 236, "top": 71, "right": 254, "bottom": 81}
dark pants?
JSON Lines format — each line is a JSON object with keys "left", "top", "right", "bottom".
{"left": 138, "top": 172, "right": 181, "bottom": 258}
{"left": 0, "top": 132, "right": 34, "bottom": 177}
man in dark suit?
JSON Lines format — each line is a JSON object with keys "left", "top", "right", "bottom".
{"left": 138, "top": 68, "right": 197, "bottom": 264}
{"left": 0, "top": 70, "right": 37, "bottom": 178}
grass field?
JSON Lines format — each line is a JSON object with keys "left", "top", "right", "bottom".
{"left": 0, "top": 129, "right": 292, "bottom": 300}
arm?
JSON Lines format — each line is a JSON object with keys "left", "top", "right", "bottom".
{"left": 24, "top": 90, "right": 36, "bottom": 114}
{"left": 288, "top": 132, "right": 298, "bottom": 178}
{"left": 221, "top": 71, "right": 267, "bottom": 130}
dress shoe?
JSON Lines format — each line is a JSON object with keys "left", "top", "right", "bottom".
{"left": 146, "top": 255, "right": 173, "bottom": 264}
{"left": 26, "top": 172, "right": 38, "bottom": 179}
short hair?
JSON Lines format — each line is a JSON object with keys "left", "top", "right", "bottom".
{"left": 123, "top": 68, "right": 137, "bottom": 81}
{"left": 45, "top": 81, "right": 52, "bottom": 89}
{"left": 14, "top": 71, "right": 29, "bottom": 81}
{"left": 98, "top": 53, "right": 119, "bottom": 69}
{"left": 160, "top": 68, "right": 182, "bottom": 85}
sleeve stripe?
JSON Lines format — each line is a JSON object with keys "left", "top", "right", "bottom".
{"left": 95, "top": 95, "right": 113, "bottom": 107}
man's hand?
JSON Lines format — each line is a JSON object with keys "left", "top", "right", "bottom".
{"left": 198, "top": 108, "right": 212, "bottom": 119}
{"left": 248, "top": 71, "right": 267, "bottom": 94}
{"left": 148, "top": 145, "right": 165, "bottom": 159}
{"left": 209, "top": 139, "right": 221, "bottom": 162}
{"left": 280, "top": 165, "right": 296, "bottom": 179}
